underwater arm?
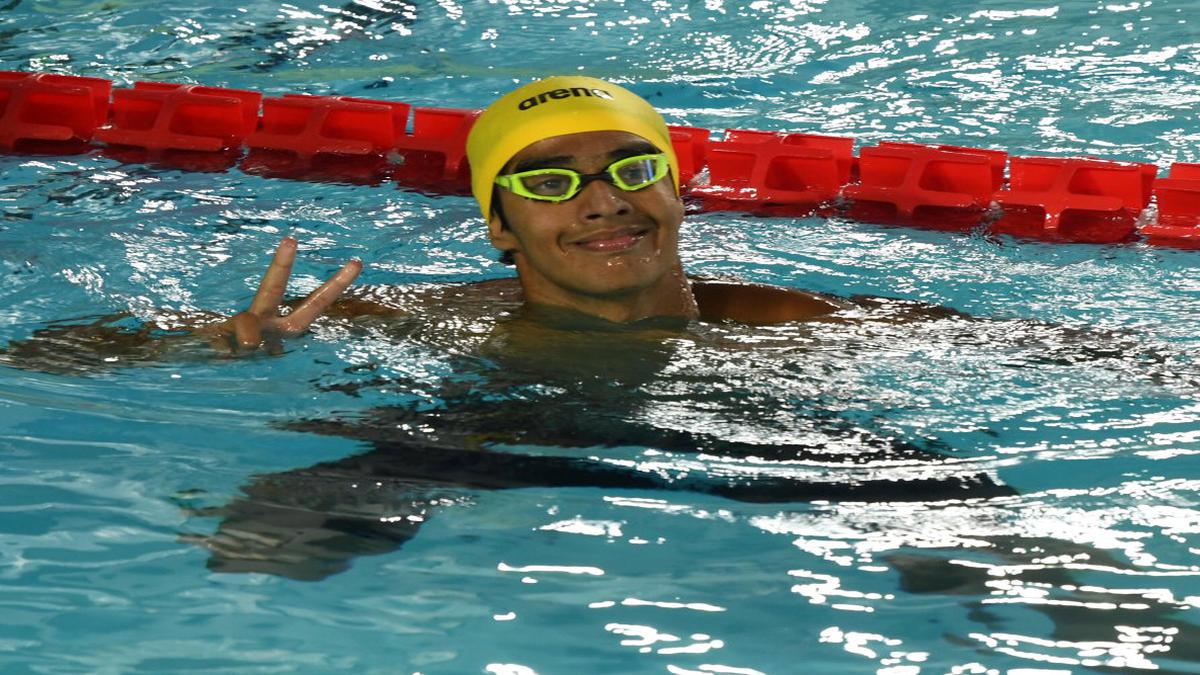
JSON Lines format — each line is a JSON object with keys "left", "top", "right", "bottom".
{"left": 188, "top": 439, "right": 668, "bottom": 580}
{"left": 192, "top": 432, "right": 1014, "bottom": 580}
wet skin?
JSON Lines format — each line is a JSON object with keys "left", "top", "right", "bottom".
{"left": 487, "top": 130, "right": 698, "bottom": 323}
{"left": 194, "top": 129, "right": 842, "bottom": 353}
{"left": 203, "top": 236, "right": 363, "bottom": 355}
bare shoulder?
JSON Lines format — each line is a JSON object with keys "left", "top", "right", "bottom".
{"left": 691, "top": 279, "right": 846, "bottom": 325}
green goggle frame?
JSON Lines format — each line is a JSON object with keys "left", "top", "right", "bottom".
{"left": 494, "top": 153, "right": 670, "bottom": 203}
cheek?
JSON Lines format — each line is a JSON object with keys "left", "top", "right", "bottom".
{"left": 653, "top": 190, "right": 685, "bottom": 233}
{"left": 512, "top": 215, "right": 570, "bottom": 257}
{"left": 494, "top": 197, "right": 555, "bottom": 250}
{"left": 668, "top": 197, "right": 685, "bottom": 226}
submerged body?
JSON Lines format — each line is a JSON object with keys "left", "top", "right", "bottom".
{"left": 191, "top": 290, "right": 1014, "bottom": 580}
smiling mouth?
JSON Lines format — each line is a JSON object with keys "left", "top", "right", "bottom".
{"left": 572, "top": 227, "right": 652, "bottom": 253}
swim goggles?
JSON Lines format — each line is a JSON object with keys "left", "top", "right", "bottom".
{"left": 494, "top": 153, "right": 670, "bottom": 202}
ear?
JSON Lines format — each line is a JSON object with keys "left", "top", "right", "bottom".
{"left": 487, "top": 213, "right": 520, "bottom": 253}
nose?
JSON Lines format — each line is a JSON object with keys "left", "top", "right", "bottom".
{"left": 576, "top": 176, "right": 632, "bottom": 221}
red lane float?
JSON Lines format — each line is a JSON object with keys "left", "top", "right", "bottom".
{"left": 992, "top": 157, "right": 1156, "bottom": 244}
{"left": 844, "top": 142, "right": 1005, "bottom": 230}
{"left": 240, "top": 96, "right": 477, "bottom": 188}
{"left": 1142, "top": 163, "right": 1200, "bottom": 247}
{"left": 241, "top": 94, "right": 409, "bottom": 182}
{"left": 95, "top": 82, "right": 261, "bottom": 152}
{"left": 690, "top": 130, "right": 853, "bottom": 217}
{"left": 248, "top": 94, "right": 407, "bottom": 157}
{"left": 391, "top": 107, "right": 479, "bottom": 192}
{"left": 3, "top": 70, "right": 1200, "bottom": 248}
{"left": 0, "top": 72, "right": 111, "bottom": 151}
{"left": 667, "top": 125, "right": 711, "bottom": 188}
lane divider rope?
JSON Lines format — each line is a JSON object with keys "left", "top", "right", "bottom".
{"left": 3, "top": 71, "right": 1198, "bottom": 247}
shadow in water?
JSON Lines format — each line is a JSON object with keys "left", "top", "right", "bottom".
{"left": 187, "top": 311, "right": 1014, "bottom": 579}
{"left": 176, "top": 307, "right": 1200, "bottom": 669}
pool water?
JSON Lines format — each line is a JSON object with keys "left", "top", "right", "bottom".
{"left": 3, "top": 0, "right": 1200, "bottom": 673}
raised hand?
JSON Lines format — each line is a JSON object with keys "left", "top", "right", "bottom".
{"left": 207, "top": 237, "right": 363, "bottom": 355}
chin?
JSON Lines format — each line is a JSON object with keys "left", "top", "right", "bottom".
{"left": 571, "top": 267, "right": 669, "bottom": 298}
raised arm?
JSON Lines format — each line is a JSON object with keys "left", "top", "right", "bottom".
{"left": 203, "top": 236, "right": 362, "bottom": 355}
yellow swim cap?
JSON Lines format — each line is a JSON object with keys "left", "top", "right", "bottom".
{"left": 466, "top": 75, "right": 679, "bottom": 221}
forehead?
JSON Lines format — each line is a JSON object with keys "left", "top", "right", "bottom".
{"left": 506, "top": 130, "right": 657, "bottom": 170}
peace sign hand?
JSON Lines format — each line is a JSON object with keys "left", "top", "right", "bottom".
{"left": 207, "top": 237, "right": 363, "bottom": 355}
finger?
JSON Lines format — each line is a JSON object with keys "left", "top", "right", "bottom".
{"left": 277, "top": 259, "right": 363, "bottom": 335}
{"left": 248, "top": 237, "right": 298, "bottom": 316}
{"left": 229, "top": 311, "right": 263, "bottom": 352}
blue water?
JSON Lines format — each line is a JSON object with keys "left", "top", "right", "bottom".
{"left": 4, "top": 1, "right": 1200, "bottom": 673}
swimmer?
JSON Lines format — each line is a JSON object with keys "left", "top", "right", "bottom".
{"left": 206, "top": 76, "right": 849, "bottom": 354}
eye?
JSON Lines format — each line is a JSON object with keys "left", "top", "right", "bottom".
{"left": 614, "top": 158, "right": 656, "bottom": 186}
{"left": 521, "top": 173, "right": 572, "bottom": 196}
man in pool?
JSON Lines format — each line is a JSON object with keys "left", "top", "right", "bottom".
{"left": 172, "top": 76, "right": 1018, "bottom": 577}
{"left": 211, "top": 75, "right": 846, "bottom": 352}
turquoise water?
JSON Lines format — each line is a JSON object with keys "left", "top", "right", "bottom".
{"left": 3, "top": 1, "right": 1200, "bottom": 673}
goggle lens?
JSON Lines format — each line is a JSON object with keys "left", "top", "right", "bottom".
{"left": 611, "top": 155, "right": 663, "bottom": 190}
{"left": 517, "top": 171, "right": 577, "bottom": 198}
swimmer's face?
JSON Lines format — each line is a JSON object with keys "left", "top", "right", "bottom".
{"left": 488, "top": 130, "right": 686, "bottom": 310}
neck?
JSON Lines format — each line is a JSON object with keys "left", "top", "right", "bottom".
{"left": 517, "top": 261, "right": 700, "bottom": 323}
